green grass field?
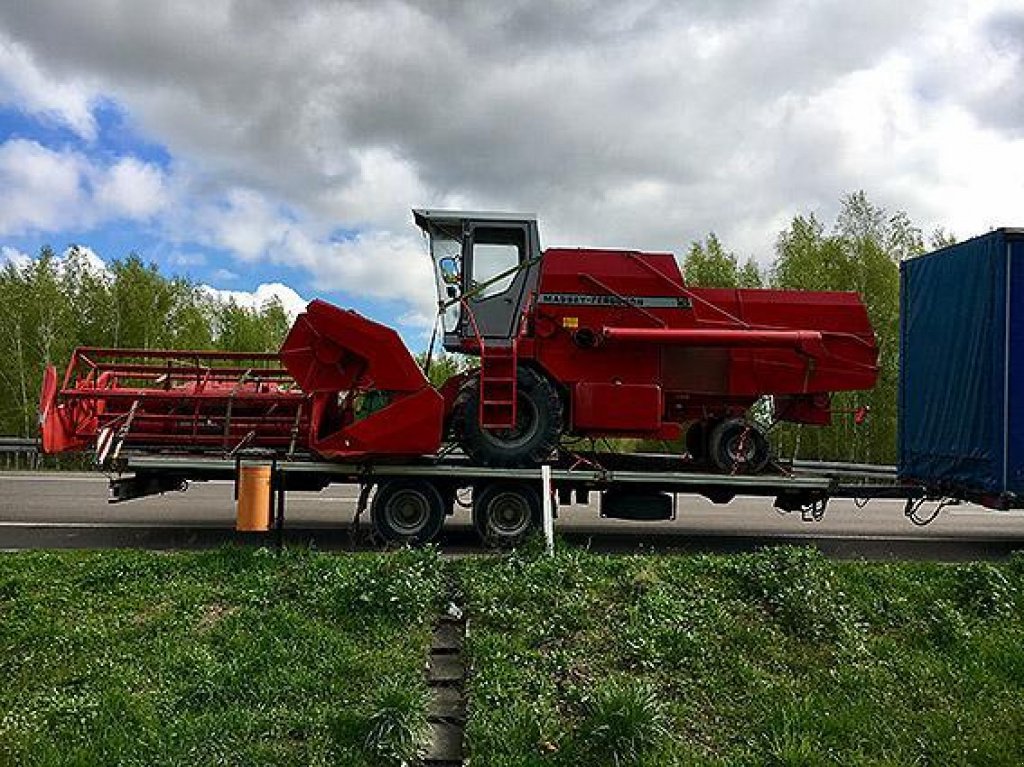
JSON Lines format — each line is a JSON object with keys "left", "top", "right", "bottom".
{"left": 457, "top": 545, "right": 1024, "bottom": 766}
{"left": 0, "top": 548, "right": 445, "bottom": 766}
{"left": 1, "top": 545, "right": 1022, "bottom": 766}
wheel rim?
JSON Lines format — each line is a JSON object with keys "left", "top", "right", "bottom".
{"left": 482, "top": 396, "right": 539, "bottom": 449}
{"left": 725, "top": 432, "right": 756, "bottom": 464}
{"left": 383, "top": 489, "right": 430, "bottom": 535}
{"left": 486, "top": 491, "right": 532, "bottom": 537}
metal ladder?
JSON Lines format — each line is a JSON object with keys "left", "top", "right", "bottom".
{"left": 478, "top": 340, "right": 518, "bottom": 430}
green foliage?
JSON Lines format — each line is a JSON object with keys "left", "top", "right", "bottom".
{"left": 217, "top": 297, "right": 290, "bottom": 352}
{"left": 684, "top": 232, "right": 764, "bottom": 288}
{"left": 416, "top": 349, "right": 471, "bottom": 389}
{"left": 770, "top": 192, "right": 922, "bottom": 463}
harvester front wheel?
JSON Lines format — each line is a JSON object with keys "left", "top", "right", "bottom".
{"left": 455, "top": 367, "right": 563, "bottom": 467}
{"left": 371, "top": 479, "right": 445, "bottom": 545}
{"left": 708, "top": 418, "right": 770, "bottom": 474}
{"left": 473, "top": 482, "right": 540, "bottom": 547}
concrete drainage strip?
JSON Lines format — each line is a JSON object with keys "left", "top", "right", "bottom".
{"left": 424, "top": 602, "right": 467, "bottom": 765}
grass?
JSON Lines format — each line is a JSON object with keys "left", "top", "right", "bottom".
{"left": 456, "top": 544, "right": 1024, "bottom": 766}
{"left": 0, "top": 546, "right": 445, "bottom": 766}
{"left": 1, "top": 544, "right": 1022, "bottom": 766}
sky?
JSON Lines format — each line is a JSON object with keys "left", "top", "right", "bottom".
{"left": 1, "top": 0, "right": 1023, "bottom": 346}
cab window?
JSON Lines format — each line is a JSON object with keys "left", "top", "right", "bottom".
{"left": 471, "top": 228, "right": 525, "bottom": 298}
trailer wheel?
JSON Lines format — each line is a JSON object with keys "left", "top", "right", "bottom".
{"left": 473, "top": 482, "right": 540, "bottom": 547}
{"left": 371, "top": 479, "right": 445, "bottom": 545}
{"left": 455, "top": 367, "right": 563, "bottom": 467}
{"left": 708, "top": 418, "right": 769, "bottom": 474}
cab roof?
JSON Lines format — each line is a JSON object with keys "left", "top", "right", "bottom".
{"left": 412, "top": 208, "right": 537, "bottom": 229}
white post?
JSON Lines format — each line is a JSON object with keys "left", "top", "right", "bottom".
{"left": 541, "top": 464, "right": 555, "bottom": 555}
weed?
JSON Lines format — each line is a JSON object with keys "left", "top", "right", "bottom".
{"left": 574, "top": 677, "right": 669, "bottom": 766}
{"left": 362, "top": 676, "right": 431, "bottom": 766}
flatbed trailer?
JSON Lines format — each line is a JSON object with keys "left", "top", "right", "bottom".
{"left": 105, "top": 451, "right": 937, "bottom": 546}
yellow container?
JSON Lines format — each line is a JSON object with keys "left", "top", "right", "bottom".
{"left": 236, "top": 463, "right": 271, "bottom": 532}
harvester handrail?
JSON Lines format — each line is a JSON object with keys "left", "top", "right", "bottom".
{"left": 72, "top": 346, "right": 282, "bottom": 362}
{"left": 579, "top": 272, "right": 666, "bottom": 328}
{"left": 624, "top": 251, "right": 753, "bottom": 329}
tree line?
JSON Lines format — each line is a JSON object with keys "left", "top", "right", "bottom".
{"left": 2, "top": 192, "right": 947, "bottom": 463}
{"left": 681, "top": 191, "right": 954, "bottom": 464}
{"left": 0, "top": 247, "right": 289, "bottom": 439}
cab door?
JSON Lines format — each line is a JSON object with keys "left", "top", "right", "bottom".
{"left": 462, "top": 222, "right": 534, "bottom": 340}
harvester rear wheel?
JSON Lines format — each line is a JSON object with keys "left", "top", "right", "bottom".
{"left": 371, "top": 479, "right": 445, "bottom": 545}
{"left": 455, "top": 367, "right": 563, "bottom": 467}
{"left": 708, "top": 418, "right": 770, "bottom": 474}
{"left": 473, "top": 482, "right": 540, "bottom": 547}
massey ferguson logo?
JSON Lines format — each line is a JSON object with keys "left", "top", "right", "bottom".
{"left": 539, "top": 293, "right": 692, "bottom": 309}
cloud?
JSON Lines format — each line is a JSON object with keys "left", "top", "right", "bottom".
{"left": 1, "top": 0, "right": 1023, "bottom": 302}
{"left": 0, "top": 138, "right": 168, "bottom": 235}
{"left": 201, "top": 281, "right": 308, "bottom": 320}
{"left": 1, "top": 244, "right": 30, "bottom": 269}
{"left": 0, "top": 139, "right": 85, "bottom": 234}
{"left": 60, "top": 244, "right": 108, "bottom": 276}
{"left": 0, "top": 33, "right": 97, "bottom": 139}
{"left": 93, "top": 157, "right": 168, "bottom": 218}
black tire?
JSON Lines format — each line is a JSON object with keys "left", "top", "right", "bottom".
{"left": 708, "top": 418, "right": 770, "bottom": 474}
{"left": 370, "top": 479, "right": 445, "bottom": 545}
{"left": 454, "top": 366, "right": 563, "bottom": 467}
{"left": 473, "top": 482, "right": 541, "bottom": 547}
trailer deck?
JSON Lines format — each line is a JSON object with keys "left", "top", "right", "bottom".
{"left": 102, "top": 450, "right": 937, "bottom": 546}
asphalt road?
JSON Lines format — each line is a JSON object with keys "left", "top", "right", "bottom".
{"left": 3, "top": 471, "right": 1024, "bottom": 540}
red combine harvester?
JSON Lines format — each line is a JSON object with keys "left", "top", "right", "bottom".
{"left": 40, "top": 209, "right": 878, "bottom": 475}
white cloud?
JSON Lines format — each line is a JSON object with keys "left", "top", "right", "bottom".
{"left": 201, "top": 281, "right": 308, "bottom": 320}
{"left": 0, "top": 34, "right": 97, "bottom": 139}
{"left": 0, "top": 138, "right": 169, "bottom": 236}
{"left": 93, "top": 157, "right": 168, "bottom": 219}
{"left": 1, "top": 245, "right": 30, "bottom": 269}
{"left": 60, "top": 244, "right": 108, "bottom": 277}
{"left": 0, "top": 139, "right": 85, "bottom": 234}
{"left": 1, "top": 0, "right": 1024, "bottom": 306}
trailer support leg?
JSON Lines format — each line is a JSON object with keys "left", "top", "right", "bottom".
{"left": 274, "top": 465, "right": 286, "bottom": 550}
{"left": 541, "top": 464, "right": 555, "bottom": 556}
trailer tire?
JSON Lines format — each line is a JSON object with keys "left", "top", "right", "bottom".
{"left": 473, "top": 482, "right": 540, "bottom": 547}
{"left": 708, "top": 418, "right": 770, "bottom": 474}
{"left": 455, "top": 367, "right": 563, "bottom": 467}
{"left": 371, "top": 479, "right": 445, "bottom": 545}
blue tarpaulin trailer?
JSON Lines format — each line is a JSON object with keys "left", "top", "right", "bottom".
{"left": 899, "top": 228, "right": 1024, "bottom": 508}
